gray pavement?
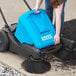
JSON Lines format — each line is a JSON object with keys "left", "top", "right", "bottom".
{"left": 0, "top": 0, "right": 76, "bottom": 76}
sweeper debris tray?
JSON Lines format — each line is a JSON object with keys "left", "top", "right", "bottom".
{"left": 15, "top": 9, "right": 56, "bottom": 49}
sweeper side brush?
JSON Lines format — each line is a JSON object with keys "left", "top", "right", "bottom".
{"left": 21, "top": 58, "right": 51, "bottom": 74}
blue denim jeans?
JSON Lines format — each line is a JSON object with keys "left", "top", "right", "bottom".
{"left": 45, "top": 0, "right": 67, "bottom": 33}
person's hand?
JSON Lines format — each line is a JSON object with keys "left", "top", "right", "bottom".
{"left": 54, "top": 34, "right": 60, "bottom": 45}
{"left": 34, "top": 7, "right": 40, "bottom": 14}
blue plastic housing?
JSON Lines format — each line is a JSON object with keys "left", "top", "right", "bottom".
{"left": 14, "top": 9, "right": 56, "bottom": 49}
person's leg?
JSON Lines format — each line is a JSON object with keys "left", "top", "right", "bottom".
{"left": 45, "top": 0, "right": 53, "bottom": 21}
{"left": 60, "top": 0, "right": 67, "bottom": 33}
{"left": 45, "top": 0, "right": 67, "bottom": 34}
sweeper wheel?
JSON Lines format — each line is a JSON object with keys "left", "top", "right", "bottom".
{"left": 0, "top": 30, "right": 9, "bottom": 52}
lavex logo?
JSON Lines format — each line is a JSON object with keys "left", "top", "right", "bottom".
{"left": 41, "top": 34, "right": 53, "bottom": 41}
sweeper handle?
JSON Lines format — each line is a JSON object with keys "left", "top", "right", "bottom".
{"left": 23, "top": 0, "right": 32, "bottom": 10}
{"left": 0, "top": 8, "right": 11, "bottom": 32}
{"left": 0, "top": 8, "right": 8, "bottom": 26}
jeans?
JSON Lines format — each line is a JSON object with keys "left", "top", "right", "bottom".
{"left": 45, "top": 0, "right": 67, "bottom": 33}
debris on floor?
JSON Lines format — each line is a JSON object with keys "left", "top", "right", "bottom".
{"left": 0, "top": 62, "right": 25, "bottom": 76}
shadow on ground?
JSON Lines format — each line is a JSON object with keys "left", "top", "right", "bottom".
{"left": 62, "top": 19, "right": 76, "bottom": 65}
{"left": 63, "top": 19, "right": 76, "bottom": 45}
